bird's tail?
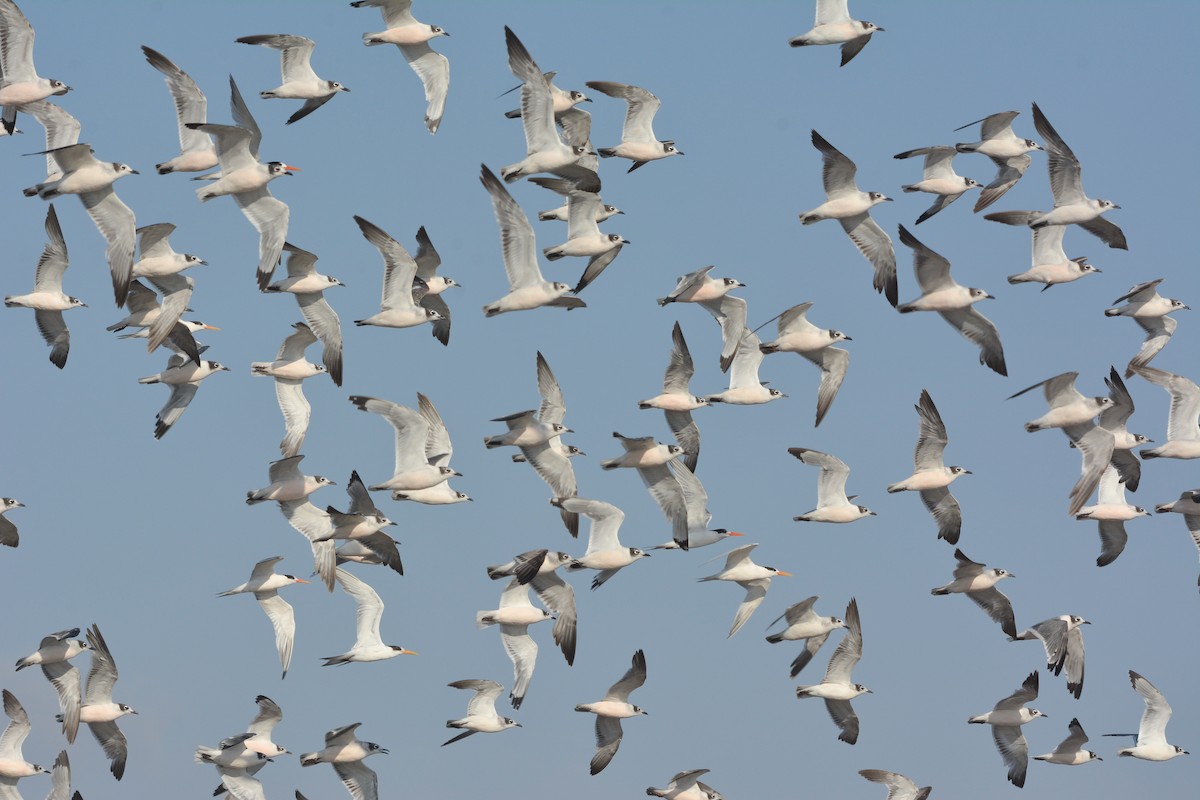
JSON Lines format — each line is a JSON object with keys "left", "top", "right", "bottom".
{"left": 930, "top": 586, "right": 950, "bottom": 596}
{"left": 597, "top": 147, "right": 617, "bottom": 158}
{"left": 476, "top": 611, "right": 496, "bottom": 629}
{"left": 299, "top": 752, "right": 320, "bottom": 766}
{"left": 765, "top": 632, "right": 784, "bottom": 644}
{"left": 251, "top": 363, "right": 272, "bottom": 375}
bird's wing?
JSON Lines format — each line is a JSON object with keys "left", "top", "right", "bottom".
{"left": 825, "top": 698, "right": 860, "bottom": 744}
{"left": 573, "top": 243, "right": 622, "bottom": 294}
{"left": 519, "top": 441, "right": 577, "bottom": 504}
{"left": 801, "top": 346, "right": 849, "bottom": 427}
{"left": 146, "top": 273, "right": 194, "bottom": 353}
{"left": 1133, "top": 366, "right": 1200, "bottom": 442}
{"left": 413, "top": 226, "right": 441, "bottom": 282}
{"left": 699, "top": 294, "right": 748, "bottom": 373}
{"left": 899, "top": 224, "right": 953, "bottom": 291}
{"left": 141, "top": 47, "right": 211, "bottom": 155}
{"left": 604, "top": 649, "right": 647, "bottom": 701}
{"left": 324, "top": 722, "right": 362, "bottom": 747}
{"left": 33, "top": 310, "right": 69, "bottom": 368}
{"left": 823, "top": 597, "right": 861, "bottom": 683}
{"left": 939, "top": 306, "right": 1007, "bottom": 377}
{"left": 1078, "top": 216, "right": 1128, "bottom": 250}
{"left": 531, "top": 571, "right": 576, "bottom": 666}
{"left": 82, "top": 624, "right": 119, "bottom": 705}
{"left": 639, "top": 463, "right": 688, "bottom": 549}
{"left": 333, "top": 760, "right": 379, "bottom": 800}
{"left": 335, "top": 567, "right": 385, "bottom": 647}
{"left": 296, "top": 292, "right": 342, "bottom": 386}
{"left": 416, "top": 392, "right": 453, "bottom": 465}
{"left": 536, "top": 351, "right": 566, "bottom": 423}
{"left": 278, "top": 500, "right": 338, "bottom": 588}
{"left": 726, "top": 328, "right": 766, "bottom": 390}
{"left": 662, "top": 320, "right": 696, "bottom": 393}
{"left": 256, "top": 593, "right": 296, "bottom": 678}
{"left": 80, "top": 185, "right": 136, "bottom": 307}
{"left": 859, "top": 769, "right": 923, "bottom": 800}
{"left": 354, "top": 215, "right": 419, "bottom": 311}
{"left": 450, "top": 679, "right": 503, "bottom": 718}
{"left": 1055, "top": 717, "right": 1090, "bottom": 755}
{"left": 25, "top": 101, "right": 81, "bottom": 176}
{"left": 0, "top": 691, "right": 30, "bottom": 757}
{"left": 595, "top": 81, "right": 661, "bottom": 144}
{"left": 42, "top": 661, "right": 80, "bottom": 743}
{"left": 500, "top": 625, "right": 537, "bottom": 710}
{"left": 841, "top": 214, "right": 897, "bottom": 306}
{"left": 154, "top": 382, "right": 199, "bottom": 439}
{"left": 88, "top": 720, "right": 128, "bottom": 780}
{"left": 506, "top": 29, "right": 558, "bottom": 153}
{"left": 1064, "top": 626, "right": 1085, "bottom": 699}
{"left": 975, "top": 154, "right": 1031, "bottom": 213}
{"left": 274, "top": 379, "right": 311, "bottom": 458}
{"left": 590, "top": 716, "right": 624, "bottom": 774}
{"left": 968, "top": 587, "right": 1017, "bottom": 638}
{"left": 672, "top": 459, "right": 711, "bottom": 532}
{"left": 994, "top": 671, "right": 1038, "bottom": 711}
{"left": 920, "top": 486, "right": 961, "bottom": 546}
{"left": 480, "top": 164, "right": 543, "bottom": 289}
{"left": 1128, "top": 315, "right": 1176, "bottom": 376}
{"left": 912, "top": 389, "right": 948, "bottom": 469}
{"left": 1031, "top": 103, "right": 1084, "bottom": 206}
{"left": 815, "top": 0, "right": 852, "bottom": 25}
{"left": 247, "top": 695, "right": 284, "bottom": 737}
{"left": 993, "top": 725, "right": 1029, "bottom": 788}
{"left": 1096, "top": 519, "right": 1128, "bottom": 567}
{"left": 729, "top": 579, "right": 770, "bottom": 638}
{"left": 1130, "top": 671, "right": 1172, "bottom": 747}
{"left": 1112, "top": 279, "right": 1163, "bottom": 305}
{"left": 812, "top": 130, "right": 858, "bottom": 198}
{"left": 565, "top": 498, "right": 624, "bottom": 554}
{"left": 32, "top": 203, "right": 68, "bottom": 291}
{"left": 664, "top": 410, "right": 700, "bottom": 475}
{"left": 793, "top": 449, "right": 851, "bottom": 507}
{"left": 791, "top": 632, "right": 832, "bottom": 679}
{"left": 1067, "top": 425, "right": 1113, "bottom": 517}
{"left": 232, "top": 188, "right": 289, "bottom": 292}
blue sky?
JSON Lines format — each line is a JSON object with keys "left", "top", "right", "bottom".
{"left": 0, "top": 1, "right": 1196, "bottom": 798}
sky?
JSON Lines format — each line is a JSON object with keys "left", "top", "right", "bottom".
{"left": 1, "top": 1, "right": 1197, "bottom": 798}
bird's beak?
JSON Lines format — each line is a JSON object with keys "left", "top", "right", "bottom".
{"left": 131, "top": 709, "right": 139, "bottom": 714}
{"left": 621, "top": 239, "right": 631, "bottom": 244}
{"left": 515, "top": 722, "right": 523, "bottom": 727}
{"left": 284, "top": 166, "right": 301, "bottom": 172}
{"left": 337, "top": 280, "right": 346, "bottom": 287}
{"left": 875, "top": 26, "right": 886, "bottom": 32}
{"left": 379, "top": 749, "right": 390, "bottom": 754}
{"left": 883, "top": 196, "right": 894, "bottom": 201}
{"left": 726, "top": 531, "right": 745, "bottom": 537}
{"left": 776, "top": 570, "right": 793, "bottom": 577}
{"left": 1082, "top": 620, "right": 1091, "bottom": 624}
{"left": 984, "top": 294, "right": 996, "bottom": 300}
{"left": 565, "top": 428, "right": 575, "bottom": 434}
{"left": 583, "top": 98, "right": 593, "bottom": 103}
{"left": 1111, "top": 204, "right": 1122, "bottom": 209}
{"left": 1008, "top": 573, "right": 1017, "bottom": 578}
{"left": 842, "top": 335, "right": 853, "bottom": 340}
{"left": 203, "top": 325, "right": 221, "bottom": 331}
{"left": 198, "top": 259, "right": 209, "bottom": 265}
{"left": 80, "top": 303, "right": 89, "bottom": 307}
{"left": 399, "top": 649, "right": 418, "bottom": 656}
{"left": 295, "top": 578, "right": 309, "bottom": 584}
{"left": 130, "top": 169, "right": 141, "bottom": 175}
{"left": 868, "top": 511, "right": 877, "bottom": 516}
{"left": 453, "top": 471, "right": 463, "bottom": 477}
{"left": 341, "top": 86, "right": 351, "bottom": 92}
{"left": 964, "top": 470, "right": 974, "bottom": 475}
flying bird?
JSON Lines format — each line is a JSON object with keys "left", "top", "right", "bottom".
{"left": 1034, "top": 718, "right": 1102, "bottom": 766}
{"left": 353, "top": 0, "right": 449, "bottom": 134}
{"left": 886, "top": 390, "right": 971, "bottom": 544}
{"left": 1130, "top": 365, "right": 1200, "bottom": 460}
{"left": 1074, "top": 465, "right": 1149, "bottom": 567}
{"left": 486, "top": 550, "right": 577, "bottom": 666}
{"left": 236, "top": 34, "right": 349, "bottom": 124}
{"left": 137, "top": 350, "right": 229, "bottom": 439}
{"left": 575, "top": 649, "right": 647, "bottom": 775}
{"left": 559, "top": 497, "right": 651, "bottom": 589}
{"left": 300, "top": 721, "right": 388, "bottom": 800}
{"left": 788, "top": 0, "right": 884, "bottom": 65}
{"left": 953, "top": 110, "right": 1041, "bottom": 212}
{"left": 638, "top": 322, "right": 707, "bottom": 471}
{"left": 789, "top": 448, "right": 873, "bottom": 523}
{"left": 0, "top": 0, "right": 71, "bottom": 133}
{"left": 413, "top": 226, "right": 457, "bottom": 344}
{"left": 1008, "top": 371, "right": 1112, "bottom": 433}
{"left": 352, "top": 215, "right": 444, "bottom": 336}
{"left": 1106, "top": 279, "right": 1187, "bottom": 377}
{"left": 766, "top": 596, "right": 847, "bottom": 678}
{"left": 1011, "top": 614, "right": 1088, "bottom": 698}
{"left": 698, "top": 543, "right": 791, "bottom": 637}
{"left": 859, "top": 769, "right": 931, "bottom": 800}
{"left": 704, "top": 328, "right": 786, "bottom": 405}
{"left": 246, "top": 455, "right": 335, "bottom": 505}
{"left": 442, "top": 679, "right": 521, "bottom": 746}
{"left": 477, "top": 578, "right": 551, "bottom": 710}
{"left": 893, "top": 145, "right": 982, "bottom": 224}
{"left": 758, "top": 302, "right": 850, "bottom": 426}
{"left": 322, "top": 567, "right": 417, "bottom": 665}
{"left": 796, "top": 597, "right": 870, "bottom": 744}
{"left": 71, "top": 625, "right": 136, "bottom": 780}
{"left": 0, "top": 689, "right": 50, "bottom": 789}
{"left": 1154, "top": 490, "right": 1200, "bottom": 591}
{"left": 586, "top": 81, "right": 683, "bottom": 172}
{"left": 141, "top": 46, "right": 218, "bottom": 174}
{"left": 252, "top": 322, "right": 326, "bottom": 457}
{"left": 799, "top": 131, "right": 896, "bottom": 306}
{"left": 218, "top": 556, "right": 307, "bottom": 678}
{"left": 968, "top": 671, "right": 1046, "bottom": 788}
{"left": 529, "top": 177, "right": 628, "bottom": 293}
{"left": 0, "top": 498, "right": 23, "bottom": 548}
{"left": 1006, "top": 224, "right": 1099, "bottom": 290}
{"left": 1104, "top": 671, "right": 1190, "bottom": 761}
{"left": 931, "top": 548, "right": 1017, "bottom": 638}
{"left": 348, "top": 394, "right": 461, "bottom": 492}
{"left": 4, "top": 204, "right": 84, "bottom": 368}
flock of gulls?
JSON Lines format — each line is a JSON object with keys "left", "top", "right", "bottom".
{"left": 0, "top": 0, "right": 1195, "bottom": 799}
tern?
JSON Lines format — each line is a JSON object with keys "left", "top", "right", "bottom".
{"left": 1154, "top": 490, "right": 1200, "bottom": 591}
{"left": 893, "top": 145, "right": 981, "bottom": 224}
{"left": 480, "top": 164, "right": 583, "bottom": 316}
{"left": 758, "top": 302, "right": 850, "bottom": 426}
{"left": 218, "top": 556, "right": 307, "bottom": 678}
{"left": 799, "top": 131, "right": 896, "bottom": 305}
{"left": 477, "top": 578, "right": 551, "bottom": 710}
{"left": 247, "top": 455, "right": 335, "bottom": 505}
{"left": 576, "top": 649, "right": 647, "bottom": 775}
{"left": 705, "top": 329, "right": 786, "bottom": 405}
{"left": 443, "top": 680, "right": 521, "bottom": 745}
{"left": 353, "top": 215, "right": 444, "bottom": 334}
{"left": 1075, "top": 465, "right": 1149, "bottom": 567}
{"left": 300, "top": 721, "right": 387, "bottom": 800}
{"left": 0, "top": 690, "right": 49, "bottom": 785}
{"left": 141, "top": 46, "right": 217, "bottom": 174}
{"left": 413, "top": 226, "right": 457, "bottom": 344}
{"left": 322, "top": 567, "right": 416, "bottom": 665}
{"left": 0, "top": 0, "right": 70, "bottom": 134}
{"left": 789, "top": 448, "right": 873, "bottom": 523}
{"left": 558, "top": 497, "right": 650, "bottom": 589}
{"left": 931, "top": 549, "right": 1017, "bottom": 638}
{"left": 647, "top": 460, "right": 742, "bottom": 551}
{"left": 1012, "top": 615, "right": 1089, "bottom": 699}
{"left": 107, "top": 280, "right": 206, "bottom": 366}
{"left": 348, "top": 394, "right": 461, "bottom": 492}
{"left": 698, "top": 543, "right": 791, "bottom": 638}
{"left": 1106, "top": 279, "right": 1187, "bottom": 377}
{"left": 1104, "top": 671, "right": 1189, "bottom": 761}
{"left": 1007, "top": 224, "right": 1099, "bottom": 290}
{"left": 352, "top": 0, "right": 449, "bottom": 134}
{"left": 765, "top": 596, "right": 846, "bottom": 678}
{"left": 487, "top": 550, "right": 577, "bottom": 666}
{"left": 501, "top": 28, "right": 596, "bottom": 186}
{"left": 1009, "top": 371, "right": 1112, "bottom": 432}
{"left": 788, "top": 0, "right": 883, "bottom": 65}
{"left": 587, "top": 81, "right": 683, "bottom": 171}
{"left": 859, "top": 769, "right": 931, "bottom": 800}
{"left": 953, "top": 110, "right": 1041, "bottom": 212}
{"left": 0, "top": 498, "right": 23, "bottom": 548}
{"left": 968, "top": 671, "right": 1046, "bottom": 788}
{"left": 252, "top": 322, "right": 326, "bottom": 457}
{"left": 639, "top": 322, "right": 707, "bottom": 471}
{"left": 1035, "top": 718, "right": 1102, "bottom": 766}
{"left": 897, "top": 226, "right": 1006, "bottom": 375}
{"left": 1130, "top": 365, "right": 1200, "bottom": 460}
{"left": 985, "top": 103, "right": 1127, "bottom": 250}
{"left": 23, "top": 142, "right": 137, "bottom": 308}
{"left": 887, "top": 390, "right": 971, "bottom": 544}
{"left": 796, "top": 597, "right": 870, "bottom": 745}
{"left": 236, "top": 34, "right": 349, "bottom": 124}
{"left": 4, "top": 204, "right": 84, "bottom": 369}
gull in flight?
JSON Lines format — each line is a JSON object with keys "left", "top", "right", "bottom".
{"left": 42, "top": 750, "right": 73, "bottom": 800}
{"left": 487, "top": 550, "right": 577, "bottom": 666}
{"left": 576, "top": 649, "right": 647, "bottom": 775}
{"left": 0, "top": 498, "right": 23, "bottom": 548}
{"left": 236, "top": 34, "right": 349, "bottom": 124}
{"left": 705, "top": 329, "right": 786, "bottom": 405}
{"left": 647, "top": 768, "right": 717, "bottom": 800}
{"left": 698, "top": 543, "right": 791, "bottom": 638}
{"left": 648, "top": 460, "right": 744, "bottom": 551}
{"left": 1075, "top": 465, "right": 1149, "bottom": 567}
{"left": 1012, "top": 615, "right": 1089, "bottom": 699}
{"left": 859, "top": 769, "right": 931, "bottom": 800}
{"left": 800, "top": 131, "right": 896, "bottom": 305}
{"left": 264, "top": 243, "right": 344, "bottom": 385}
{"left": 985, "top": 103, "right": 1127, "bottom": 250}
{"left": 1104, "top": 671, "right": 1189, "bottom": 761}
{"left": 601, "top": 431, "right": 684, "bottom": 471}
{"left": 1155, "top": 490, "right": 1200, "bottom": 591}
{"left": 204, "top": 695, "right": 290, "bottom": 797}
{"left": 443, "top": 680, "right": 521, "bottom": 746}
{"left": 477, "top": 578, "right": 551, "bottom": 710}
{"left": 1063, "top": 367, "right": 1144, "bottom": 516}
{"left": 0, "top": 0, "right": 70, "bottom": 133}
{"left": 887, "top": 390, "right": 970, "bottom": 544}
{"left": 893, "top": 145, "right": 981, "bottom": 224}
{"left": 348, "top": 394, "right": 461, "bottom": 492}
{"left": 503, "top": 70, "right": 591, "bottom": 120}
{"left": 4, "top": 204, "right": 84, "bottom": 369}
{"left": 530, "top": 177, "right": 628, "bottom": 294}
{"left": 1035, "top": 718, "right": 1102, "bottom": 766}
{"left": 252, "top": 322, "right": 326, "bottom": 457}
{"left": 480, "top": 164, "right": 584, "bottom": 317}
{"left": 1130, "top": 365, "right": 1200, "bottom": 460}
{"left": 788, "top": 0, "right": 883, "bottom": 65}
{"left": 352, "top": 215, "right": 444, "bottom": 336}
{"left": 758, "top": 302, "right": 850, "bottom": 426}
{"left": 1106, "top": 279, "right": 1188, "bottom": 377}
{"left": 413, "top": 226, "right": 456, "bottom": 344}
{"left": 23, "top": 142, "right": 137, "bottom": 308}
{"left": 353, "top": 0, "right": 449, "bottom": 134}
{"left": 15, "top": 628, "right": 86, "bottom": 672}
{"left": 559, "top": 497, "right": 651, "bottom": 590}
{"left": 587, "top": 81, "right": 683, "bottom": 172}
{"left": 132, "top": 221, "right": 207, "bottom": 279}
{"left": 656, "top": 265, "right": 746, "bottom": 372}
{"left": 1009, "top": 371, "right": 1112, "bottom": 433}
{"left": 968, "top": 672, "right": 1046, "bottom": 788}
{"left": 218, "top": 556, "right": 308, "bottom": 678}
{"left": 388, "top": 395, "right": 469, "bottom": 504}
{"left": 501, "top": 28, "right": 596, "bottom": 186}
{"left": 639, "top": 322, "right": 707, "bottom": 472}
{"left": 300, "top": 721, "right": 388, "bottom": 800}
{"left": 931, "top": 548, "right": 1017, "bottom": 638}
{"left": 107, "top": 280, "right": 206, "bottom": 367}
{"left": 1006, "top": 224, "right": 1100, "bottom": 290}
{"left": 141, "top": 46, "right": 217, "bottom": 174}
{"left": 789, "top": 448, "right": 873, "bottom": 523}
{"left": 23, "top": 100, "right": 79, "bottom": 187}
{"left": 796, "top": 597, "right": 870, "bottom": 744}
{"left": 953, "top": 110, "right": 1041, "bottom": 212}
{"left": 897, "top": 225, "right": 1005, "bottom": 375}
{"left": 315, "top": 471, "right": 397, "bottom": 546}
{"left": 766, "top": 596, "right": 846, "bottom": 678}
{"left": 247, "top": 455, "right": 335, "bottom": 505}
{"left": 0, "top": 690, "right": 49, "bottom": 788}
{"left": 68, "top": 625, "right": 137, "bottom": 780}
{"left": 323, "top": 567, "right": 417, "bottom": 665}
{"left": 137, "top": 349, "right": 229, "bottom": 438}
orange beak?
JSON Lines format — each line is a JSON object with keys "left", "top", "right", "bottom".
{"left": 294, "top": 578, "right": 309, "bottom": 584}
{"left": 283, "top": 165, "right": 301, "bottom": 171}
{"left": 775, "top": 570, "right": 793, "bottom": 577}
{"left": 726, "top": 531, "right": 745, "bottom": 537}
